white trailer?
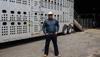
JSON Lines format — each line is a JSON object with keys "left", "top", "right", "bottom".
{"left": 0, "top": 0, "right": 74, "bottom": 43}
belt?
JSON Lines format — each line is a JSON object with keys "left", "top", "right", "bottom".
{"left": 48, "top": 33, "right": 55, "bottom": 34}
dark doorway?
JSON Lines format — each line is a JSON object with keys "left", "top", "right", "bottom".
{"left": 96, "top": 14, "right": 100, "bottom": 28}
{"left": 75, "top": 0, "right": 100, "bottom": 28}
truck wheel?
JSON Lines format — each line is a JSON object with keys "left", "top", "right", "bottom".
{"left": 68, "top": 28, "right": 71, "bottom": 34}
{"left": 62, "top": 25, "right": 68, "bottom": 35}
{"left": 68, "top": 24, "right": 74, "bottom": 34}
{"left": 68, "top": 27, "right": 72, "bottom": 34}
{"left": 63, "top": 28, "right": 68, "bottom": 34}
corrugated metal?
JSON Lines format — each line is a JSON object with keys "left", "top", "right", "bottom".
{"left": 75, "top": 18, "right": 95, "bottom": 28}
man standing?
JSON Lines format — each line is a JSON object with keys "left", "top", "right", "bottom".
{"left": 42, "top": 11, "right": 60, "bottom": 57}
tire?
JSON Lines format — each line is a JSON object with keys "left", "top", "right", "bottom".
{"left": 68, "top": 27, "right": 72, "bottom": 34}
{"left": 67, "top": 24, "right": 74, "bottom": 34}
{"left": 62, "top": 25, "right": 68, "bottom": 35}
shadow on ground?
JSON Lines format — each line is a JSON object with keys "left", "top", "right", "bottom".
{"left": 0, "top": 33, "right": 64, "bottom": 49}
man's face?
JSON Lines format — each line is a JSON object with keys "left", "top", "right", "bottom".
{"left": 48, "top": 14, "right": 53, "bottom": 19}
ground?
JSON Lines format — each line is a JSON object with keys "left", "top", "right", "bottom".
{"left": 0, "top": 29, "right": 100, "bottom": 57}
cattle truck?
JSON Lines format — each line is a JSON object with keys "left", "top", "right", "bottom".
{"left": 0, "top": 0, "right": 74, "bottom": 43}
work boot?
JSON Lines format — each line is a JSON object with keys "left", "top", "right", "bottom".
{"left": 43, "top": 54, "right": 48, "bottom": 57}
{"left": 56, "top": 54, "right": 61, "bottom": 57}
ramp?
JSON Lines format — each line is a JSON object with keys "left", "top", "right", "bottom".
{"left": 73, "top": 20, "right": 84, "bottom": 31}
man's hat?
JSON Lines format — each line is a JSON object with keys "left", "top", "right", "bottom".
{"left": 48, "top": 11, "right": 53, "bottom": 15}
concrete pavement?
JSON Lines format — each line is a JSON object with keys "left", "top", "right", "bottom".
{"left": 0, "top": 29, "right": 100, "bottom": 57}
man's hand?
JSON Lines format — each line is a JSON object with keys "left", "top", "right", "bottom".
{"left": 55, "top": 32, "right": 58, "bottom": 35}
{"left": 45, "top": 33, "right": 48, "bottom": 35}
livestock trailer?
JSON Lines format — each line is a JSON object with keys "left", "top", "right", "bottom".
{"left": 0, "top": 0, "right": 74, "bottom": 43}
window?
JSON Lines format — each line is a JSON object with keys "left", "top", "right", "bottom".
{"left": 34, "top": 13, "right": 38, "bottom": 21}
{"left": 41, "top": 0, "right": 44, "bottom": 7}
{"left": 35, "top": 13, "right": 37, "bottom": 15}
{"left": 45, "top": 14, "right": 47, "bottom": 19}
{"left": 3, "top": 0, "right": 7, "bottom": 1}
{"left": 71, "top": 0, "right": 74, "bottom": 2}
{"left": 45, "top": 0, "right": 47, "bottom": 8}
{"left": 57, "top": 15, "right": 59, "bottom": 21}
{"left": 17, "top": 26, "right": 22, "bottom": 34}
{"left": 10, "top": 26, "right": 16, "bottom": 35}
{"left": 23, "top": 26, "right": 27, "bottom": 33}
{"left": 34, "top": 25, "right": 38, "bottom": 32}
{"left": 11, "top": 22, "right": 15, "bottom": 25}
{"left": 48, "top": 0, "right": 50, "bottom": 2}
{"left": 16, "top": 0, "right": 21, "bottom": 3}
{"left": 34, "top": 1, "right": 38, "bottom": 6}
{"left": 2, "top": 22, "right": 7, "bottom": 25}
{"left": 2, "top": 10, "right": 7, "bottom": 13}
{"left": 51, "top": 1, "right": 53, "bottom": 9}
{"left": 54, "top": 0, "right": 56, "bottom": 2}
{"left": 24, "top": 22, "right": 27, "bottom": 25}
{"left": 34, "top": 16, "right": 38, "bottom": 21}
{"left": 54, "top": 2, "right": 56, "bottom": 10}
{"left": 54, "top": 15, "right": 56, "bottom": 19}
{"left": 41, "top": 14, "right": 43, "bottom": 16}
{"left": 18, "top": 22, "right": 21, "bottom": 25}
{"left": 60, "top": 15, "right": 62, "bottom": 22}
{"left": 60, "top": 4, "right": 62, "bottom": 11}
{"left": 1, "top": 14, "right": 8, "bottom": 21}
{"left": 11, "top": 11, "right": 14, "bottom": 14}
{"left": 2, "top": 26, "right": 8, "bottom": 36}
{"left": 22, "top": 0, "right": 27, "bottom": 5}
{"left": 9, "top": 0, "right": 15, "bottom": 2}
{"left": 57, "top": 3, "right": 59, "bottom": 10}
{"left": 28, "top": 0, "right": 30, "bottom": 5}
{"left": 10, "top": 14, "right": 15, "bottom": 21}
{"left": 23, "top": 12, "right": 27, "bottom": 14}
{"left": 48, "top": 2, "right": 50, "bottom": 9}
{"left": 45, "top": 14, "right": 47, "bottom": 16}
{"left": 17, "top": 11, "right": 21, "bottom": 14}
{"left": 40, "top": 14, "right": 44, "bottom": 21}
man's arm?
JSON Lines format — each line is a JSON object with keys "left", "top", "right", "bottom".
{"left": 42, "top": 21, "right": 47, "bottom": 34}
{"left": 56, "top": 20, "right": 60, "bottom": 33}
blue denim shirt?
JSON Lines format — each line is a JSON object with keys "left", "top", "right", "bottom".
{"left": 42, "top": 19, "right": 59, "bottom": 34}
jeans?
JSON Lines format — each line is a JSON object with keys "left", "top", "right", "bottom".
{"left": 44, "top": 33, "right": 59, "bottom": 56}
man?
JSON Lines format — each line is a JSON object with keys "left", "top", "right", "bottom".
{"left": 42, "top": 11, "right": 61, "bottom": 57}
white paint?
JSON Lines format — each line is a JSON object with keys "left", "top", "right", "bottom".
{"left": 0, "top": 0, "right": 74, "bottom": 43}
